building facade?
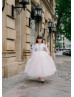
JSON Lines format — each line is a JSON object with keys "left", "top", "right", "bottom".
{"left": 2, "top": 0, "right": 56, "bottom": 78}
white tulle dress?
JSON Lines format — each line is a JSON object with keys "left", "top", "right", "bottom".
{"left": 24, "top": 43, "right": 57, "bottom": 78}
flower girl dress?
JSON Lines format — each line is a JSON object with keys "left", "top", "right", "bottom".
{"left": 24, "top": 43, "right": 57, "bottom": 78}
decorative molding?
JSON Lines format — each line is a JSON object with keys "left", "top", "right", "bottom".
{"left": 41, "top": 0, "right": 56, "bottom": 20}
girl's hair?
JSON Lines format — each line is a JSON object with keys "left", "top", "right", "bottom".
{"left": 36, "top": 35, "right": 43, "bottom": 43}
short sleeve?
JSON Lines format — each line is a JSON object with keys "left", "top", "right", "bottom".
{"left": 45, "top": 44, "right": 50, "bottom": 54}
{"left": 31, "top": 44, "right": 35, "bottom": 54}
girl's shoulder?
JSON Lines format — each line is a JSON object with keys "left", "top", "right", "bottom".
{"left": 42, "top": 43, "right": 47, "bottom": 46}
{"left": 34, "top": 43, "right": 38, "bottom": 46}
{"left": 43, "top": 43, "right": 48, "bottom": 47}
{"left": 32, "top": 43, "right": 38, "bottom": 47}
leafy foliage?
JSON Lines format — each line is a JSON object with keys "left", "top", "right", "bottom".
{"left": 55, "top": 0, "right": 71, "bottom": 41}
{"left": 56, "top": 41, "right": 62, "bottom": 48}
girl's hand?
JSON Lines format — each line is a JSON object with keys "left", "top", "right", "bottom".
{"left": 43, "top": 47, "right": 47, "bottom": 52}
{"left": 48, "top": 53, "right": 51, "bottom": 56}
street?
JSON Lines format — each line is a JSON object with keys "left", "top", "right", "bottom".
{"left": 2, "top": 55, "right": 71, "bottom": 97}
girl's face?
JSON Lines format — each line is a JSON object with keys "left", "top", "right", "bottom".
{"left": 38, "top": 39, "right": 42, "bottom": 43}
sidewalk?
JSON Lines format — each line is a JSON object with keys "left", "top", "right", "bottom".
{"left": 2, "top": 55, "right": 71, "bottom": 97}
{"left": 3, "top": 73, "right": 70, "bottom": 97}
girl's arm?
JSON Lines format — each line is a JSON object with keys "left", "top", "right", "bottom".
{"left": 45, "top": 44, "right": 51, "bottom": 56}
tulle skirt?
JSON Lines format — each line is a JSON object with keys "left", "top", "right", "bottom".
{"left": 24, "top": 51, "right": 57, "bottom": 78}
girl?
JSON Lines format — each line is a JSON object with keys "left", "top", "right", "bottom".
{"left": 24, "top": 35, "right": 57, "bottom": 83}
